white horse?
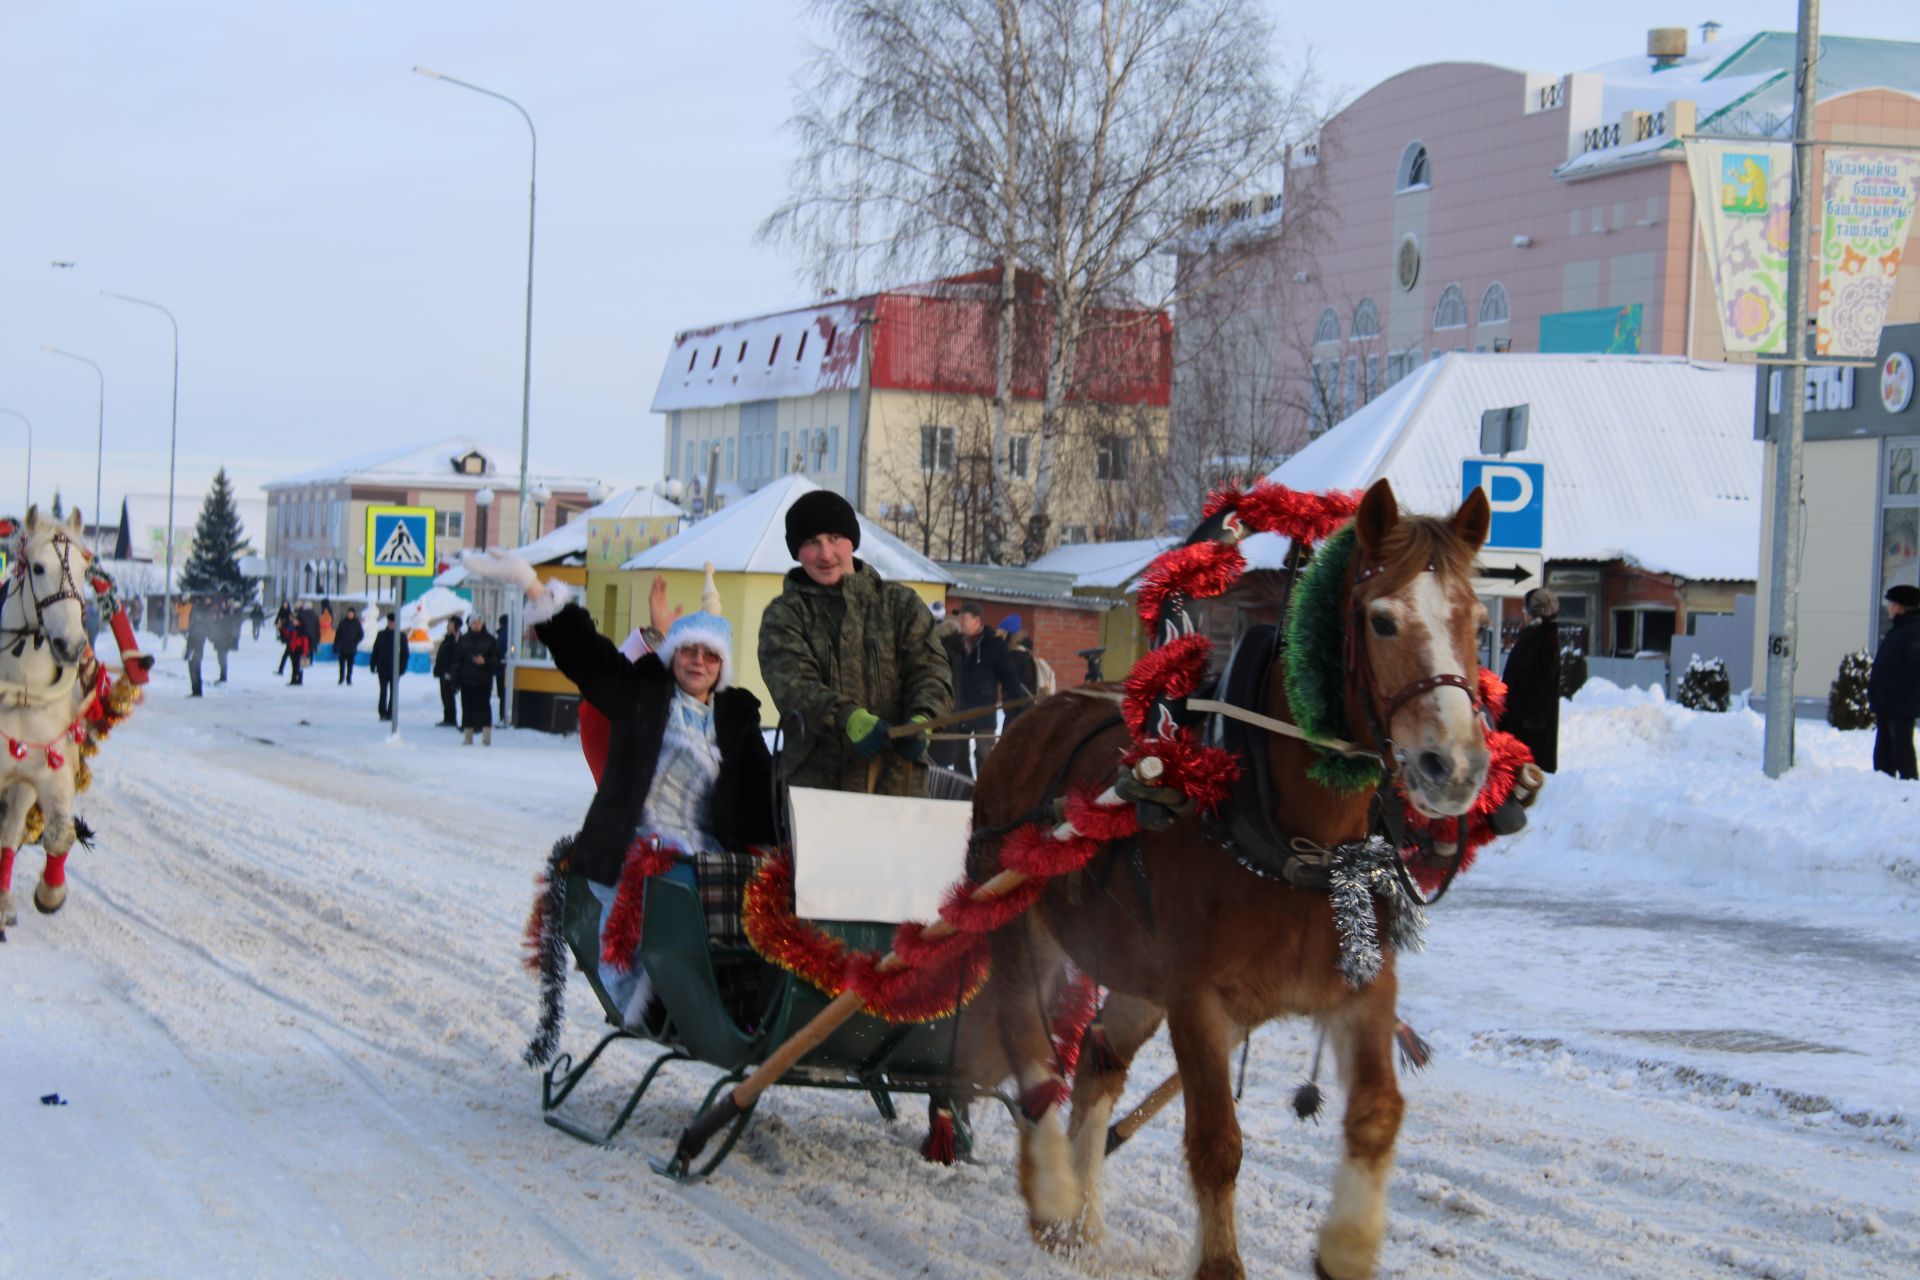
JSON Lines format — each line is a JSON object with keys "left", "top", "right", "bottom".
{"left": 0, "top": 506, "right": 96, "bottom": 937}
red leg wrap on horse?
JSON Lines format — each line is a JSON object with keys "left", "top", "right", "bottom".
{"left": 1019, "top": 1077, "right": 1068, "bottom": 1123}
{"left": 0, "top": 847, "right": 15, "bottom": 893}
{"left": 920, "top": 1108, "right": 957, "bottom": 1165}
{"left": 42, "top": 852, "right": 67, "bottom": 888}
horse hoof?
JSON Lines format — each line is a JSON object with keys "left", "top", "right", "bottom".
{"left": 34, "top": 881, "right": 66, "bottom": 915}
{"left": 1029, "top": 1215, "right": 1095, "bottom": 1255}
{"left": 1311, "top": 1254, "right": 1360, "bottom": 1280}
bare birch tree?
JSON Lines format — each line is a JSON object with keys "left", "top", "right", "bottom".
{"left": 769, "top": 0, "right": 1317, "bottom": 559}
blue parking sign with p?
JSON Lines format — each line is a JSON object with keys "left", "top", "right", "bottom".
{"left": 366, "top": 505, "right": 435, "bottom": 577}
{"left": 1461, "top": 459, "right": 1545, "bottom": 550}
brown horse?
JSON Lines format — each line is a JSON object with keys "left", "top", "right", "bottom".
{"left": 961, "top": 478, "right": 1492, "bottom": 1279}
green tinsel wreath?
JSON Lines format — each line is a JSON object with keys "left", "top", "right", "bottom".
{"left": 1281, "top": 525, "right": 1384, "bottom": 793}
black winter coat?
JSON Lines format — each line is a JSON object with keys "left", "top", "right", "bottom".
{"left": 432, "top": 630, "right": 461, "bottom": 678}
{"left": 941, "top": 630, "right": 1028, "bottom": 729}
{"left": 1869, "top": 611, "right": 1920, "bottom": 720}
{"left": 1499, "top": 620, "right": 1561, "bottom": 773}
{"left": 334, "top": 616, "right": 365, "bottom": 656}
{"left": 370, "top": 627, "right": 411, "bottom": 677}
{"left": 297, "top": 607, "right": 321, "bottom": 647}
{"left": 537, "top": 602, "right": 777, "bottom": 885}
{"left": 455, "top": 628, "right": 501, "bottom": 688}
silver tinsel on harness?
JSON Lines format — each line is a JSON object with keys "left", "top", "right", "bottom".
{"left": 1328, "top": 836, "right": 1427, "bottom": 988}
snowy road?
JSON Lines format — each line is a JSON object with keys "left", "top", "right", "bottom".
{"left": 2, "top": 647, "right": 1915, "bottom": 1278}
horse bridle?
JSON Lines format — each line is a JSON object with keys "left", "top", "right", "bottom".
{"left": 1343, "top": 557, "right": 1480, "bottom": 777}
{"left": 3, "top": 529, "right": 90, "bottom": 655}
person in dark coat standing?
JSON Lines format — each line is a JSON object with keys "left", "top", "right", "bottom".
{"left": 1869, "top": 584, "right": 1920, "bottom": 780}
{"left": 333, "top": 607, "right": 365, "bottom": 685}
{"left": 1000, "top": 613, "right": 1039, "bottom": 701}
{"left": 249, "top": 600, "right": 265, "bottom": 641}
{"left": 496, "top": 612, "right": 511, "bottom": 721}
{"left": 1499, "top": 587, "right": 1563, "bottom": 774}
{"left": 433, "top": 617, "right": 463, "bottom": 726}
{"left": 274, "top": 599, "right": 295, "bottom": 674}
{"left": 933, "top": 601, "right": 1028, "bottom": 778}
{"left": 370, "top": 613, "right": 410, "bottom": 720}
{"left": 456, "top": 615, "right": 501, "bottom": 745}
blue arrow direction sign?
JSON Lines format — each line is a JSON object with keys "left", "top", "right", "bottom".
{"left": 1461, "top": 459, "right": 1546, "bottom": 551}
{"left": 365, "top": 505, "right": 436, "bottom": 578}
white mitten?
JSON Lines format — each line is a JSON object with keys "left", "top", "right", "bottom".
{"left": 461, "top": 548, "right": 537, "bottom": 592}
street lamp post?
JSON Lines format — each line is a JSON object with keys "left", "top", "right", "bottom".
{"left": 42, "top": 347, "right": 106, "bottom": 553}
{"left": 102, "top": 291, "right": 180, "bottom": 651}
{"left": 412, "top": 66, "right": 536, "bottom": 550}
{"left": 0, "top": 408, "right": 29, "bottom": 511}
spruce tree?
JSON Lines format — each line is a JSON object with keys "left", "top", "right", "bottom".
{"left": 179, "top": 468, "right": 254, "bottom": 604}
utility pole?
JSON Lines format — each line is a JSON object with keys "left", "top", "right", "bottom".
{"left": 1762, "top": 0, "right": 1820, "bottom": 778}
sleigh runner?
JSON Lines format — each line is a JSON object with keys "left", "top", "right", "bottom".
{"left": 525, "top": 478, "right": 1545, "bottom": 1280}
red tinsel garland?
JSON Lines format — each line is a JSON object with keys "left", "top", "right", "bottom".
{"left": 1136, "top": 542, "right": 1246, "bottom": 630}
{"left": 599, "top": 838, "right": 680, "bottom": 970}
{"left": 1203, "top": 484, "right": 1362, "bottom": 543}
{"left": 743, "top": 851, "right": 852, "bottom": 998}
{"left": 1121, "top": 634, "right": 1212, "bottom": 736}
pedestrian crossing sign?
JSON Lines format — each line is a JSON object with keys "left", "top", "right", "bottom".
{"left": 365, "top": 505, "right": 435, "bottom": 577}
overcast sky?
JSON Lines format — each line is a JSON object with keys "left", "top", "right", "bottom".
{"left": 3, "top": 1, "right": 1914, "bottom": 518}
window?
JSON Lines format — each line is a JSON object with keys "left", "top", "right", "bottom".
{"left": 767, "top": 336, "right": 781, "bottom": 365}
{"left": 736, "top": 341, "right": 748, "bottom": 363}
{"left": 434, "top": 511, "right": 464, "bottom": 540}
{"left": 779, "top": 431, "right": 790, "bottom": 473}
{"left": 1342, "top": 356, "right": 1357, "bottom": 418}
{"left": 829, "top": 425, "right": 840, "bottom": 470}
{"left": 710, "top": 347, "right": 721, "bottom": 369}
{"left": 1397, "top": 141, "right": 1431, "bottom": 191}
{"left": 1611, "top": 607, "right": 1676, "bottom": 657}
{"left": 824, "top": 325, "right": 837, "bottom": 355}
{"left": 1352, "top": 298, "right": 1380, "bottom": 340}
{"left": 1008, "top": 435, "right": 1031, "bottom": 479}
{"left": 1096, "top": 437, "right": 1131, "bottom": 482}
{"left": 686, "top": 349, "right": 697, "bottom": 373}
{"left": 1434, "top": 284, "right": 1468, "bottom": 330}
{"left": 1479, "top": 282, "right": 1510, "bottom": 326}
{"left": 1314, "top": 307, "right": 1341, "bottom": 345}
{"left": 1059, "top": 525, "right": 1090, "bottom": 546}
{"left": 684, "top": 442, "right": 695, "bottom": 480}
{"left": 1310, "top": 359, "right": 1336, "bottom": 435}
{"left": 1366, "top": 355, "right": 1380, "bottom": 402}
{"left": 794, "top": 332, "right": 808, "bottom": 361}
{"left": 920, "top": 424, "right": 956, "bottom": 473}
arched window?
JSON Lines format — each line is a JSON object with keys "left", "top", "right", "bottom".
{"left": 1434, "top": 284, "right": 1468, "bottom": 330}
{"left": 1478, "top": 282, "right": 1510, "bottom": 326}
{"left": 1397, "top": 141, "right": 1431, "bottom": 191}
{"left": 1351, "top": 298, "right": 1381, "bottom": 340}
{"left": 1314, "top": 307, "right": 1341, "bottom": 344}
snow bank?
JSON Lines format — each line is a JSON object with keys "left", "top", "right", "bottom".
{"left": 1482, "top": 679, "right": 1918, "bottom": 915}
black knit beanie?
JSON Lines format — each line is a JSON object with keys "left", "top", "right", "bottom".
{"left": 785, "top": 489, "right": 862, "bottom": 558}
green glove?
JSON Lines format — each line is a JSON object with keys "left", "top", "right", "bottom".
{"left": 894, "top": 713, "right": 931, "bottom": 763}
{"left": 847, "top": 707, "right": 891, "bottom": 760}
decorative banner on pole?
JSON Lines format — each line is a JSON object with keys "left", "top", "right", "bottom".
{"left": 1685, "top": 140, "right": 1793, "bottom": 354}
{"left": 1815, "top": 150, "right": 1920, "bottom": 358}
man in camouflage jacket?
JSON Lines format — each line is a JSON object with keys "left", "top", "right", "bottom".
{"left": 759, "top": 490, "right": 952, "bottom": 797}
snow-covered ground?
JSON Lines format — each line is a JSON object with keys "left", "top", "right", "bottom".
{"left": 2, "top": 645, "right": 1916, "bottom": 1279}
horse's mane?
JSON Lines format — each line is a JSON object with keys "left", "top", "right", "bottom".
{"left": 1366, "top": 514, "right": 1476, "bottom": 596}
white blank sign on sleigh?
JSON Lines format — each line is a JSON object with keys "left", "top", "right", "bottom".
{"left": 787, "top": 786, "right": 974, "bottom": 924}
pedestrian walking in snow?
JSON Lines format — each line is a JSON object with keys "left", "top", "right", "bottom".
{"left": 1869, "top": 583, "right": 1920, "bottom": 780}
{"left": 333, "top": 607, "right": 365, "bottom": 685}
{"left": 457, "top": 614, "right": 500, "bottom": 745}
{"left": 433, "top": 617, "right": 462, "bottom": 725}
{"left": 212, "top": 600, "right": 242, "bottom": 684}
{"left": 296, "top": 603, "right": 321, "bottom": 675}
{"left": 757, "top": 489, "right": 952, "bottom": 797}
{"left": 184, "top": 599, "right": 210, "bottom": 697}
{"left": 1500, "top": 587, "right": 1563, "bottom": 773}
{"left": 286, "top": 624, "right": 311, "bottom": 685}
{"left": 274, "top": 600, "right": 294, "bottom": 674}
{"left": 495, "top": 612, "right": 511, "bottom": 721}
{"left": 248, "top": 600, "right": 264, "bottom": 641}
{"left": 370, "top": 613, "right": 409, "bottom": 720}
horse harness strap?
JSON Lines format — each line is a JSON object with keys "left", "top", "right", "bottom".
{"left": 1346, "top": 557, "right": 1479, "bottom": 778}
{"left": 1184, "top": 698, "right": 1377, "bottom": 762}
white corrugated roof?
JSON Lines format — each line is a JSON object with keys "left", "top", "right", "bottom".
{"left": 621, "top": 475, "right": 954, "bottom": 584}
{"left": 1263, "top": 353, "right": 1763, "bottom": 581}
{"left": 1026, "top": 537, "right": 1175, "bottom": 590}
{"left": 650, "top": 302, "right": 867, "bottom": 413}
{"left": 506, "top": 487, "right": 685, "bottom": 566}
{"left": 265, "top": 435, "right": 600, "bottom": 492}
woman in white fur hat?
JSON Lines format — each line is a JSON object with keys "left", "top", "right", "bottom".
{"left": 467, "top": 553, "right": 777, "bottom": 1027}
